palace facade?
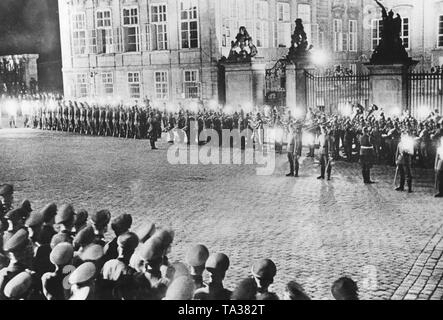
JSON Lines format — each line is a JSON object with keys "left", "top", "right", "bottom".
{"left": 58, "top": 0, "right": 443, "bottom": 104}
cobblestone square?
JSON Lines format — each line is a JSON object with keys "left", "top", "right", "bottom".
{"left": 1, "top": 128, "right": 442, "bottom": 300}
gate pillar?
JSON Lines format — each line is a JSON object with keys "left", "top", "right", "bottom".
{"left": 364, "top": 63, "right": 417, "bottom": 117}
{"left": 286, "top": 60, "right": 315, "bottom": 117}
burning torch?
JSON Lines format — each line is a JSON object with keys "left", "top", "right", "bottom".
{"left": 394, "top": 134, "right": 417, "bottom": 186}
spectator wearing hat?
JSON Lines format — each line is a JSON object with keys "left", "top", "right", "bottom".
{"left": 50, "top": 233, "right": 72, "bottom": 250}
{"left": 90, "top": 210, "right": 111, "bottom": 247}
{"left": 137, "top": 236, "right": 169, "bottom": 300}
{"left": 3, "top": 207, "right": 29, "bottom": 244}
{"left": 103, "top": 214, "right": 133, "bottom": 263}
{"left": 185, "top": 244, "right": 209, "bottom": 289}
{"left": 79, "top": 244, "right": 105, "bottom": 272}
{"left": 38, "top": 203, "right": 57, "bottom": 243}
{"left": 251, "top": 259, "right": 278, "bottom": 300}
{"left": 25, "top": 211, "right": 45, "bottom": 245}
{"left": 152, "top": 228, "right": 174, "bottom": 276}
{"left": 0, "top": 229, "right": 33, "bottom": 300}
{"left": 231, "top": 278, "right": 258, "bottom": 300}
{"left": 194, "top": 253, "right": 232, "bottom": 300}
{"left": 163, "top": 276, "right": 195, "bottom": 300}
{"left": 25, "top": 211, "right": 55, "bottom": 293}
{"left": 72, "top": 225, "right": 95, "bottom": 267}
{"left": 55, "top": 204, "right": 75, "bottom": 241}
{"left": 69, "top": 262, "right": 97, "bottom": 300}
{"left": 0, "top": 184, "right": 14, "bottom": 217}
{"left": 3, "top": 271, "right": 34, "bottom": 300}
{"left": 331, "top": 277, "right": 359, "bottom": 300}
{"left": 129, "top": 222, "right": 156, "bottom": 273}
{"left": 41, "top": 243, "right": 75, "bottom": 300}
{"left": 98, "top": 232, "right": 139, "bottom": 300}
{"left": 283, "top": 281, "right": 311, "bottom": 300}
{"left": 19, "top": 200, "right": 33, "bottom": 220}
{"left": 72, "top": 209, "right": 88, "bottom": 235}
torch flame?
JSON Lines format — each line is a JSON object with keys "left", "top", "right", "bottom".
{"left": 399, "top": 135, "right": 415, "bottom": 155}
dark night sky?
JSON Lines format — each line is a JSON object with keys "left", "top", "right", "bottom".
{"left": 0, "top": 0, "right": 62, "bottom": 92}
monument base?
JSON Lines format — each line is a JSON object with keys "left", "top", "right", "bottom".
{"left": 221, "top": 58, "right": 267, "bottom": 108}
{"left": 364, "top": 62, "right": 417, "bottom": 117}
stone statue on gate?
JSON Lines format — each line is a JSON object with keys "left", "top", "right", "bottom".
{"left": 227, "top": 26, "right": 258, "bottom": 62}
{"left": 287, "top": 19, "right": 313, "bottom": 63}
{"left": 370, "top": 0, "right": 411, "bottom": 64}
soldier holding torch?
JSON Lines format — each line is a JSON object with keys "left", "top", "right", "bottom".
{"left": 394, "top": 133, "right": 417, "bottom": 193}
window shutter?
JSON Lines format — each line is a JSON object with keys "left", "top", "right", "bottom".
{"left": 123, "top": 27, "right": 129, "bottom": 52}
{"left": 88, "top": 30, "right": 97, "bottom": 54}
{"left": 116, "top": 27, "right": 123, "bottom": 53}
{"left": 96, "top": 29, "right": 104, "bottom": 54}
{"left": 151, "top": 24, "right": 158, "bottom": 51}
{"left": 144, "top": 24, "right": 150, "bottom": 51}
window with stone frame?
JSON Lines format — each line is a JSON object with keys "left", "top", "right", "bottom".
{"left": 101, "top": 73, "right": 114, "bottom": 96}
{"left": 96, "top": 10, "right": 114, "bottom": 54}
{"left": 150, "top": 4, "right": 168, "bottom": 50}
{"left": 128, "top": 72, "right": 141, "bottom": 98}
{"left": 333, "top": 19, "right": 343, "bottom": 52}
{"left": 348, "top": 19, "right": 357, "bottom": 52}
{"left": 72, "top": 13, "right": 87, "bottom": 55}
{"left": 155, "top": 71, "right": 169, "bottom": 100}
{"left": 122, "top": 7, "right": 140, "bottom": 52}
{"left": 76, "top": 73, "right": 88, "bottom": 97}
{"left": 183, "top": 70, "right": 200, "bottom": 99}
{"left": 180, "top": 0, "right": 199, "bottom": 49}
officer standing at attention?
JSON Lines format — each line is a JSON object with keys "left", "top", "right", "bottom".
{"left": 286, "top": 124, "right": 301, "bottom": 177}
{"left": 395, "top": 135, "right": 414, "bottom": 193}
{"left": 360, "top": 127, "right": 375, "bottom": 184}
{"left": 251, "top": 259, "right": 279, "bottom": 300}
{"left": 194, "top": 253, "right": 232, "bottom": 300}
{"left": 185, "top": 244, "right": 210, "bottom": 290}
{"left": 317, "top": 126, "right": 332, "bottom": 181}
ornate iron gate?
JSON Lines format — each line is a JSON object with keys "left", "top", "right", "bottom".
{"left": 305, "top": 71, "right": 370, "bottom": 114}
{"left": 407, "top": 71, "right": 443, "bottom": 118}
{"left": 265, "top": 59, "right": 287, "bottom": 106}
